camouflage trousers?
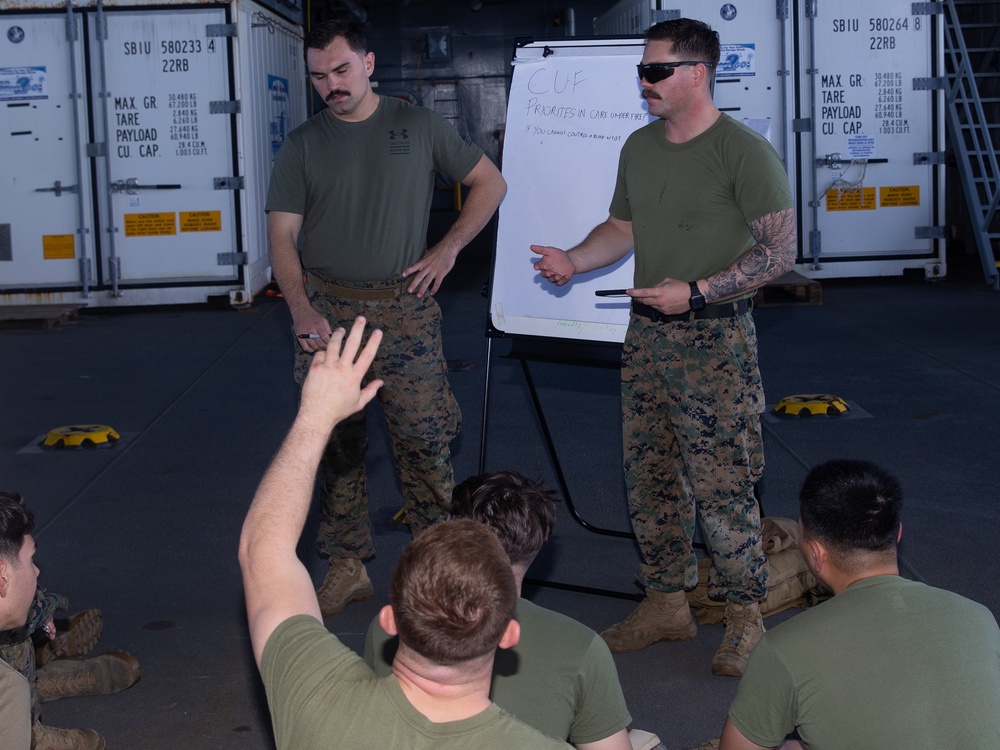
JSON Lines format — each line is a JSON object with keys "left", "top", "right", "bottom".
{"left": 621, "top": 310, "right": 768, "bottom": 604}
{"left": 0, "top": 587, "right": 67, "bottom": 723}
{"left": 294, "top": 275, "right": 460, "bottom": 560}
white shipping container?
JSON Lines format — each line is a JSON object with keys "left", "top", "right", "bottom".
{"left": 0, "top": 0, "right": 306, "bottom": 307}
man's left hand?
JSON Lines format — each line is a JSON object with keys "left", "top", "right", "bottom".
{"left": 629, "top": 277, "right": 693, "bottom": 315}
{"left": 403, "top": 245, "right": 457, "bottom": 298}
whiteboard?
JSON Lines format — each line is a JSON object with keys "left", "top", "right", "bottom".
{"left": 490, "top": 39, "right": 651, "bottom": 343}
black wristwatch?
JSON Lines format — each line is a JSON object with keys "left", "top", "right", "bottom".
{"left": 689, "top": 281, "right": 706, "bottom": 312}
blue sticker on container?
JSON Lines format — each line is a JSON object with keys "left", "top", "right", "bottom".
{"left": 718, "top": 44, "right": 755, "bottom": 77}
{"left": 0, "top": 66, "right": 47, "bottom": 101}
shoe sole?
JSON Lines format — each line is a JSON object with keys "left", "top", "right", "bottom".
{"left": 319, "top": 581, "right": 374, "bottom": 619}
{"left": 710, "top": 662, "right": 745, "bottom": 677}
{"left": 601, "top": 620, "right": 697, "bottom": 653}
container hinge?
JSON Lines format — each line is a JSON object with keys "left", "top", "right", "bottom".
{"left": 775, "top": 0, "right": 789, "bottom": 21}
{"left": 792, "top": 118, "right": 811, "bottom": 133}
{"left": 207, "top": 23, "right": 238, "bottom": 38}
{"left": 913, "top": 151, "right": 945, "bottom": 165}
{"left": 809, "top": 232, "right": 821, "bottom": 250}
{"left": 912, "top": 2, "right": 943, "bottom": 15}
{"left": 915, "top": 226, "right": 946, "bottom": 240}
{"left": 79, "top": 257, "right": 93, "bottom": 287}
{"left": 218, "top": 252, "right": 248, "bottom": 266}
{"left": 804, "top": 0, "right": 818, "bottom": 19}
{"left": 210, "top": 100, "right": 241, "bottom": 115}
{"left": 86, "top": 142, "right": 106, "bottom": 157}
{"left": 34, "top": 181, "right": 78, "bottom": 197}
{"left": 913, "top": 77, "right": 944, "bottom": 90}
{"left": 95, "top": 9, "right": 107, "bottom": 40}
{"left": 64, "top": 9, "right": 78, "bottom": 43}
{"left": 214, "top": 176, "right": 245, "bottom": 190}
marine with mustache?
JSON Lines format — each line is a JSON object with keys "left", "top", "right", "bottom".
{"left": 532, "top": 17, "right": 796, "bottom": 677}
{"left": 265, "top": 19, "right": 506, "bottom": 619}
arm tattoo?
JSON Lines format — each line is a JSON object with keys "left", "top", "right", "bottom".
{"left": 704, "top": 208, "right": 797, "bottom": 303}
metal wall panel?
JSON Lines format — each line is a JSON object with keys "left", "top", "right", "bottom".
{"left": 231, "top": 3, "right": 305, "bottom": 299}
{"left": 0, "top": 11, "right": 95, "bottom": 290}
{"left": 0, "top": 0, "right": 305, "bottom": 307}
{"left": 797, "top": 0, "right": 946, "bottom": 278}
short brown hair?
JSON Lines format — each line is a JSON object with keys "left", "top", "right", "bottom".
{"left": 304, "top": 19, "right": 367, "bottom": 56}
{"left": 0, "top": 491, "right": 34, "bottom": 563}
{"left": 451, "top": 471, "right": 556, "bottom": 567}
{"left": 645, "top": 18, "right": 720, "bottom": 66}
{"left": 389, "top": 519, "right": 516, "bottom": 665}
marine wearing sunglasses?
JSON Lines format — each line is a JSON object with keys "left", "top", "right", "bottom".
{"left": 636, "top": 60, "right": 716, "bottom": 84}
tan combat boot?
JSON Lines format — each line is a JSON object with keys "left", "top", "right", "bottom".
{"left": 36, "top": 609, "right": 104, "bottom": 667}
{"left": 711, "top": 601, "right": 765, "bottom": 677}
{"left": 37, "top": 651, "right": 141, "bottom": 703}
{"left": 600, "top": 590, "right": 697, "bottom": 653}
{"left": 31, "top": 720, "right": 106, "bottom": 750}
{"left": 316, "top": 557, "right": 374, "bottom": 618}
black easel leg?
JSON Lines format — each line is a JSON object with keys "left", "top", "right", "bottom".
{"left": 520, "top": 359, "right": 633, "bottom": 540}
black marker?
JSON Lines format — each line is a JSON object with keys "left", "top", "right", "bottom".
{"left": 595, "top": 289, "right": 629, "bottom": 297}
{"left": 298, "top": 333, "right": 322, "bottom": 339}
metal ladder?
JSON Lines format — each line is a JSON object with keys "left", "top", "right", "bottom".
{"left": 943, "top": 0, "right": 1000, "bottom": 288}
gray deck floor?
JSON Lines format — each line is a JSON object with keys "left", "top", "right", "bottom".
{"left": 3, "top": 221, "right": 998, "bottom": 749}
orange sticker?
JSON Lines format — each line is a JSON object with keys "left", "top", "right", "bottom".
{"left": 42, "top": 234, "right": 75, "bottom": 260}
{"left": 124, "top": 213, "right": 177, "bottom": 237}
{"left": 880, "top": 185, "right": 920, "bottom": 207}
{"left": 825, "top": 188, "right": 877, "bottom": 211}
{"left": 180, "top": 210, "right": 222, "bottom": 232}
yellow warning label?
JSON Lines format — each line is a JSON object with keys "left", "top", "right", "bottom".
{"left": 124, "top": 212, "right": 177, "bottom": 237}
{"left": 825, "top": 188, "right": 877, "bottom": 211}
{"left": 42, "top": 234, "right": 75, "bottom": 260}
{"left": 180, "top": 210, "right": 223, "bottom": 233}
{"left": 880, "top": 185, "right": 920, "bottom": 207}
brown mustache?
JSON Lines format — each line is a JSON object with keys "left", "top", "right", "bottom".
{"left": 641, "top": 90, "right": 660, "bottom": 101}
{"left": 326, "top": 90, "right": 349, "bottom": 102}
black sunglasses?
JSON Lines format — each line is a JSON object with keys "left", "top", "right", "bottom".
{"left": 636, "top": 61, "right": 715, "bottom": 84}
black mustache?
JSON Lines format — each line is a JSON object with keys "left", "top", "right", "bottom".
{"left": 326, "top": 90, "right": 349, "bottom": 102}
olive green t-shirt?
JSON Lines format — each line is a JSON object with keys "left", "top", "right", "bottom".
{"left": 266, "top": 95, "right": 483, "bottom": 281}
{"left": 729, "top": 575, "right": 1000, "bottom": 750}
{"left": 364, "top": 598, "right": 632, "bottom": 745}
{"left": 260, "top": 615, "right": 571, "bottom": 750}
{"left": 609, "top": 113, "right": 793, "bottom": 289}
{"left": 0, "top": 659, "right": 30, "bottom": 750}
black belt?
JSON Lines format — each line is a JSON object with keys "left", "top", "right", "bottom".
{"left": 632, "top": 298, "right": 749, "bottom": 323}
{"left": 306, "top": 272, "right": 405, "bottom": 301}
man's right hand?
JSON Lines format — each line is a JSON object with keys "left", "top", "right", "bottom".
{"left": 299, "top": 317, "right": 383, "bottom": 429}
{"left": 531, "top": 244, "right": 576, "bottom": 286}
{"left": 292, "top": 306, "right": 334, "bottom": 353}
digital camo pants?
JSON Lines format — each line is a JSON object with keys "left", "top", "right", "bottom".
{"left": 0, "top": 588, "right": 66, "bottom": 723}
{"left": 621, "top": 311, "right": 768, "bottom": 604}
{"left": 294, "top": 279, "right": 460, "bottom": 560}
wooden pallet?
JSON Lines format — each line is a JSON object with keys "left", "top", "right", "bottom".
{"left": 0, "top": 304, "right": 86, "bottom": 331}
{"left": 754, "top": 271, "right": 822, "bottom": 307}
